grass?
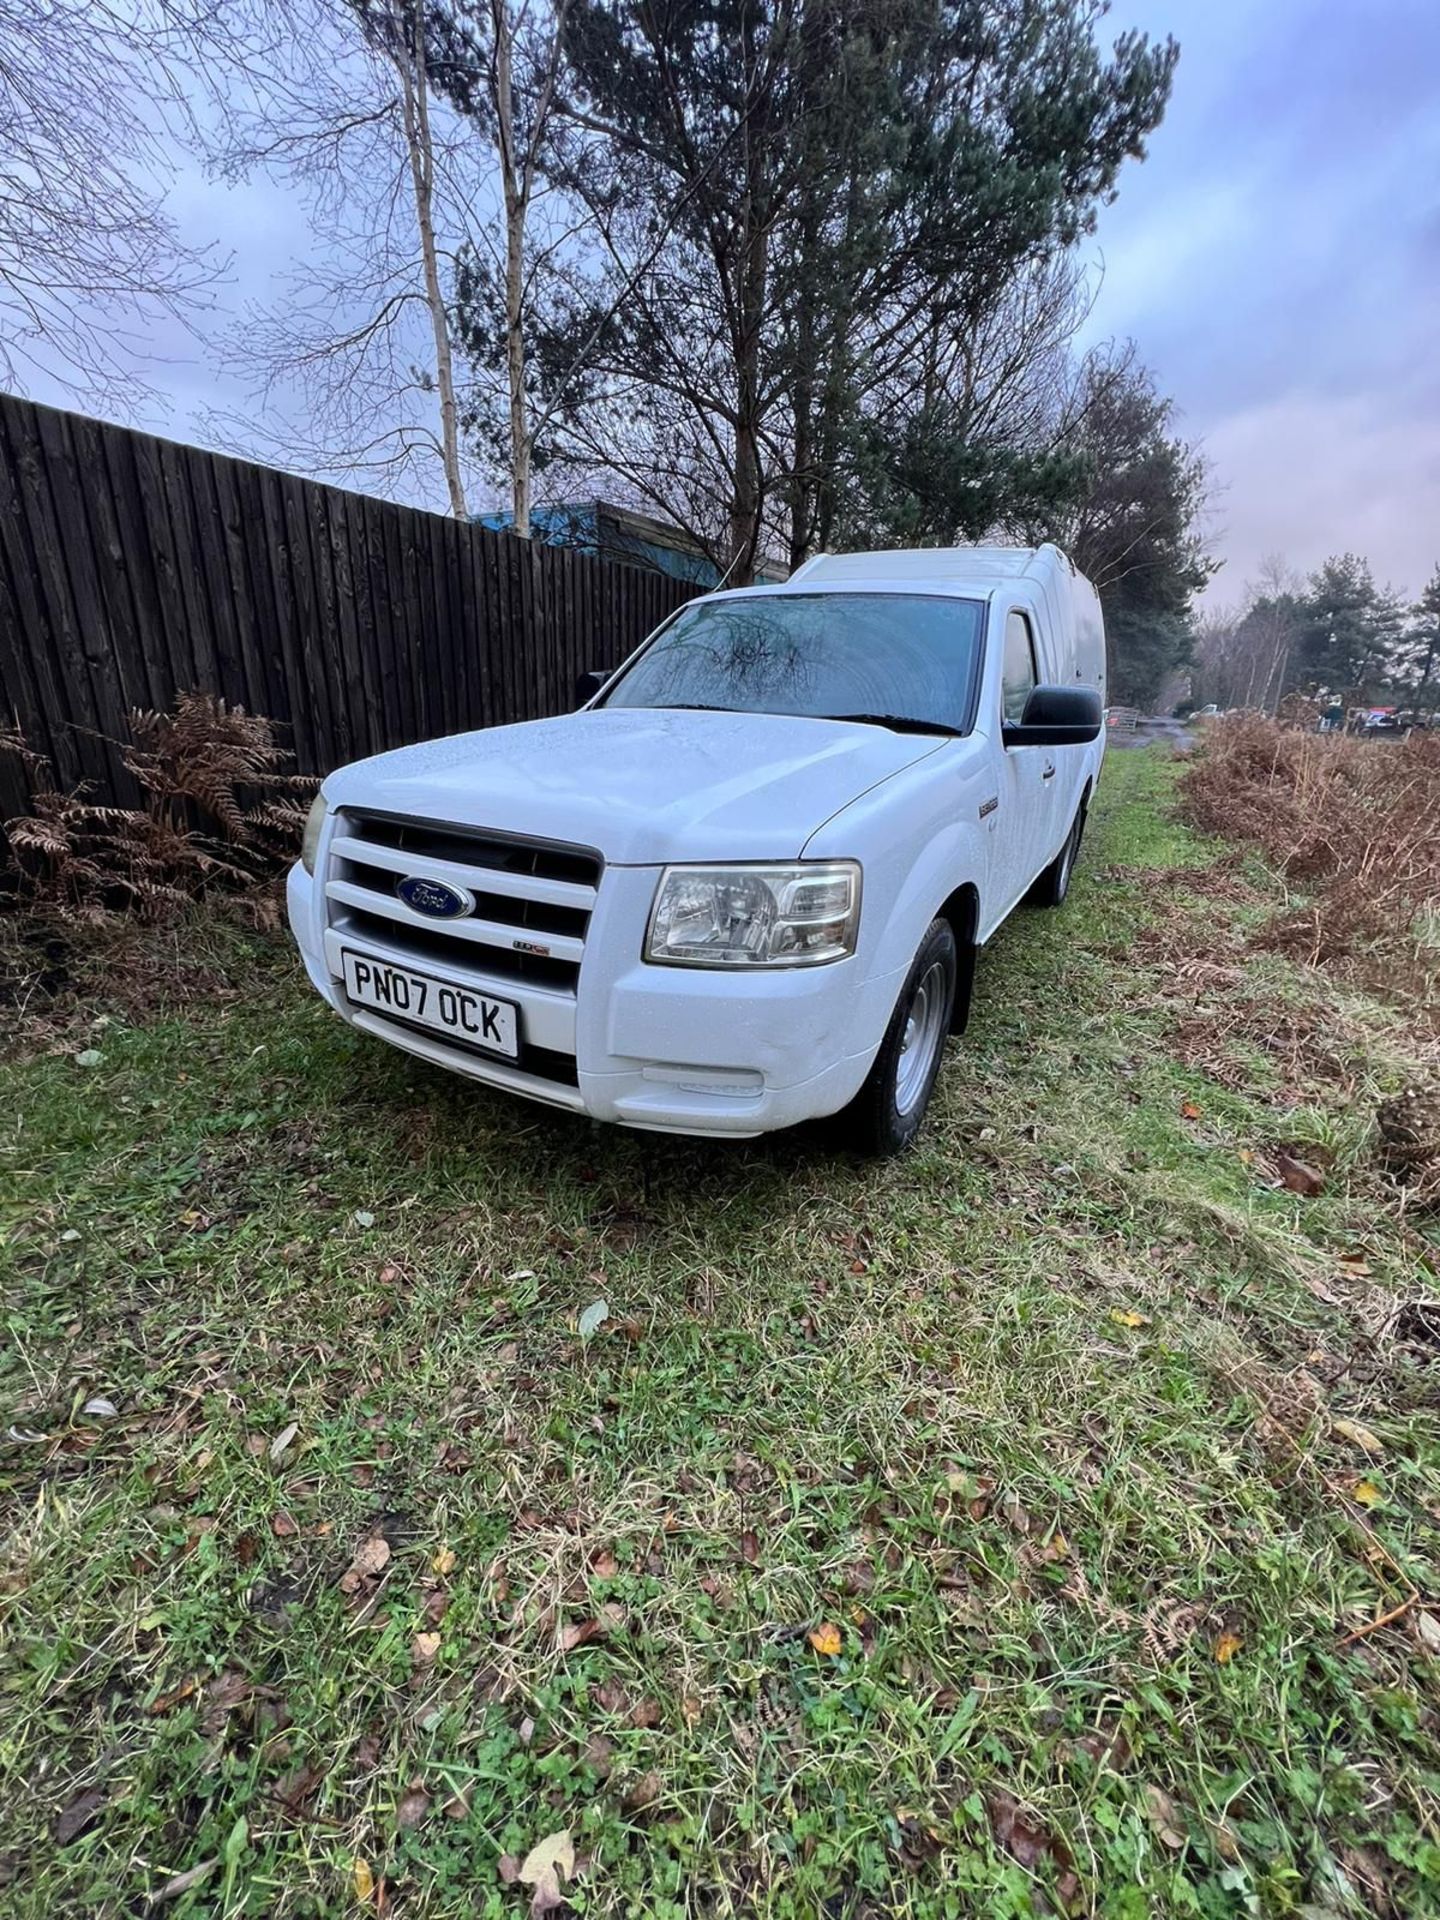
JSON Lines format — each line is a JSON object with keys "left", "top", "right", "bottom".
{"left": 3, "top": 748, "right": 1440, "bottom": 1919}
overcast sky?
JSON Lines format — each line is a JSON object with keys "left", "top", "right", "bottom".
{"left": 22, "top": 0, "right": 1440, "bottom": 609}
{"left": 1088, "top": 0, "right": 1440, "bottom": 604}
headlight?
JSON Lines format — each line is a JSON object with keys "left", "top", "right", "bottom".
{"left": 300, "top": 793, "right": 329, "bottom": 874}
{"left": 645, "top": 861, "right": 861, "bottom": 967}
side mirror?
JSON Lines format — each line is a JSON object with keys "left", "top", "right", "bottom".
{"left": 1002, "top": 684, "right": 1103, "bottom": 748}
{"left": 575, "top": 669, "right": 609, "bottom": 707}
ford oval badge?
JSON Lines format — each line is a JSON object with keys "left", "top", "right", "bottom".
{"left": 396, "top": 874, "right": 474, "bottom": 920}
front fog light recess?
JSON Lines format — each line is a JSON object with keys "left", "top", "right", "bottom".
{"left": 645, "top": 862, "right": 860, "bottom": 967}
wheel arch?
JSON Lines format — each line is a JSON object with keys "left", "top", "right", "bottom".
{"left": 936, "top": 881, "right": 980, "bottom": 1034}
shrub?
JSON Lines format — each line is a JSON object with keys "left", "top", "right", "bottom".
{"left": 1178, "top": 713, "right": 1440, "bottom": 970}
{"left": 1, "top": 694, "right": 314, "bottom": 924}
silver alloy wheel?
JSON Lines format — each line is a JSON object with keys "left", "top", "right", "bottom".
{"left": 894, "top": 958, "right": 949, "bottom": 1115}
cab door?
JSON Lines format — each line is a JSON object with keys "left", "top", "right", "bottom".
{"left": 991, "top": 607, "right": 1055, "bottom": 915}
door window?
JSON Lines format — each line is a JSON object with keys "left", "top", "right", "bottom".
{"left": 1002, "top": 611, "right": 1038, "bottom": 723}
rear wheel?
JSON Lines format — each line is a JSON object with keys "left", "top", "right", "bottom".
{"left": 1031, "top": 794, "right": 1088, "bottom": 907}
{"left": 838, "top": 918, "right": 957, "bottom": 1156}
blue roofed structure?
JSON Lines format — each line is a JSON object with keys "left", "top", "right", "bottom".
{"left": 476, "top": 498, "right": 788, "bottom": 588}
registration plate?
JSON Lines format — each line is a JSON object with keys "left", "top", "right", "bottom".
{"left": 341, "top": 951, "right": 519, "bottom": 1059}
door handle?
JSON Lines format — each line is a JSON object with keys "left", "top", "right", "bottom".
{"left": 1042, "top": 761, "right": 1056, "bottom": 780}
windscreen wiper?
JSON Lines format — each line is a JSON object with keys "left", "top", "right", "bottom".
{"left": 821, "top": 712, "right": 960, "bottom": 736}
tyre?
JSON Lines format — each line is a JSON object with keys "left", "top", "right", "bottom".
{"left": 838, "top": 918, "right": 957, "bottom": 1156}
{"left": 1030, "top": 794, "right": 1088, "bottom": 908}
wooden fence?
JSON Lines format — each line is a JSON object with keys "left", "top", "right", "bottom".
{"left": 0, "top": 393, "right": 699, "bottom": 821}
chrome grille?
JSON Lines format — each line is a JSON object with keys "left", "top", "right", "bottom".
{"left": 324, "top": 809, "right": 601, "bottom": 997}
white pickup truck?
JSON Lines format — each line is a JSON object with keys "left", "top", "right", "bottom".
{"left": 288, "top": 543, "right": 1106, "bottom": 1153}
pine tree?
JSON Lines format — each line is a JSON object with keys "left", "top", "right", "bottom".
{"left": 1400, "top": 564, "right": 1440, "bottom": 709}
{"left": 472, "top": 0, "right": 1177, "bottom": 579}
{"left": 1294, "top": 555, "right": 1406, "bottom": 696}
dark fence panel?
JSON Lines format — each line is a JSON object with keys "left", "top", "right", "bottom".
{"left": 0, "top": 393, "right": 700, "bottom": 821}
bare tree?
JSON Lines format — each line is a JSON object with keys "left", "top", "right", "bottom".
{"left": 0, "top": 0, "right": 229, "bottom": 409}
{"left": 1241, "top": 554, "right": 1302, "bottom": 712}
{"left": 1192, "top": 556, "right": 1302, "bottom": 713}
{"left": 207, "top": 0, "right": 479, "bottom": 513}
{"left": 479, "top": 0, "right": 575, "bottom": 536}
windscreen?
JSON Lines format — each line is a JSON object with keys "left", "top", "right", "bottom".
{"left": 598, "top": 592, "right": 986, "bottom": 735}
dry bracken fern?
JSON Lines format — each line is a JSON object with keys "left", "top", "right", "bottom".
{"left": 2, "top": 694, "right": 316, "bottom": 925}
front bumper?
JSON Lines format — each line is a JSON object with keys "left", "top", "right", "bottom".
{"left": 287, "top": 861, "right": 898, "bottom": 1137}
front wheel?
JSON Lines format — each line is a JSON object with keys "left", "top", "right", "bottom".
{"left": 837, "top": 918, "right": 957, "bottom": 1156}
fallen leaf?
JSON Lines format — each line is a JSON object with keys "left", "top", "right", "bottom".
{"left": 396, "top": 1782, "right": 430, "bottom": 1828}
{"left": 584, "top": 1733, "right": 614, "bottom": 1778}
{"left": 808, "top": 1621, "right": 843, "bottom": 1656}
{"left": 270, "top": 1421, "right": 300, "bottom": 1464}
{"left": 1414, "top": 1611, "right": 1440, "bottom": 1656}
{"left": 629, "top": 1697, "right": 662, "bottom": 1728}
{"left": 1214, "top": 1630, "right": 1243, "bottom": 1665}
{"left": 197, "top": 1671, "right": 259, "bottom": 1738}
{"left": 275, "top": 1762, "right": 325, "bottom": 1816}
{"left": 590, "top": 1547, "right": 619, "bottom": 1579}
{"left": 82, "top": 1396, "right": 118, "bottom": 1420}
{"left": 1208, "top": 1817, "right": 1242, "bottom": 1864}
{"left": 1110, "top": 1308, "right": 1149, "bottom": 1329}
{"left": 54, "top": 1786, "right": 106, "bottom": 1844}
{"left": 999, "top": 1489, "right": 1032, "bottom": 1534}
{"left": 1067, "top": 1725, "right": 1133, "bottom": 1771}
{"left": 338, "top": 1534, "right": 391, "bottom": 1593}
{"left": 557, "top": 1604, "right": 624, "bottom": 1652}
{"left": 353, "top": 1209, "right": 376, "bottom": 1228}
{"left": 1042, "top": 1527, "right": 1070, "bottom": 1563}
{"left": 577, "top": 1298, "right": 610, "bottom": 1339}
{"left": 1144, "top": 1782, "right": 1187, "bottom": 1849}
{"left": 681, "top": 1693, "right": 702, "bottom": 1726}
{"left": 75, "top": 1048, "right": 104, "bottom": 1069}
{"left": 498, "top": 1853, "right": 522, "bottom": 1883}
{"left": 1338, "top": 1251, "right": 1373, "bottom": 1276}
{"left": 150, "top": 1859, "right": 218, "bottom": 1903}
{"left": 625, "top": 1769, "right": 662, "bottom": 1810}
{"left": 985, "top": 1787, "right": 1058, "bottom": 1873}
{"left": 518, "top": 1829, "right": 574, "bottom": 1915}
{"left": 1274, "top": 1151, "right": 1326, "bottom": 1196}
{"left": 432, "top": 1546, "right": 457, "bottom": 1576}
{"left": 1333, "top": 1418, "right": 1383, "bottom": 1456}
{"left": 740, "top": 1529, "right": 760, "bottom": 1565}
{"left": 1181, "top": 1101, "right": 1202, "bottom": 1120}
{"left": 147, "top": 1677, "right": 200, "bottom": 1716}
{"left": 271, "top": 1510, "right": 299, "bottom": 1538}
{"left": 353, "top": 1856, "right": 375, "bottom": 1902}
{"left": 412, "top": 1631, "right": 441, "bottom": 1664}
{"left": 1350, "top": 1479, "right": 1382, "bottom": 1508}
